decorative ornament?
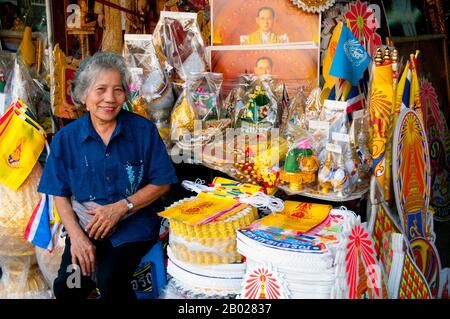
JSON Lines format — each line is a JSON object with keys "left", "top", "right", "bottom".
{"left": 397, "top": 252, "right": 432, "bottom": 299}
{"left": 334, "top": 216, "right": 384, "bottom": 299}
{"left": 410, "top": 237, "right": 441, "bottom": 298}
{"left": 241, "top": 265, "right": 287, "bottom": 299}
{"left": 393, "top": 108, "right": 431, "bottom": 241}
{"left": 290, "top": 0, "right": 335, "bottom": 13}
{"left": 344, "top": 0, "right": 382, "bottom": 57}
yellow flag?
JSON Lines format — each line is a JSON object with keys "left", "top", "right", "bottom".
{"left": 409, "top": 55, "right": 423, "bottom": 120}
{"left": 0, "top": 108, "right": 46, "bottom": 191}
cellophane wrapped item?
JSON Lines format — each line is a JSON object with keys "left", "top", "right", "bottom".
{"left": 153, "top": 11, "right": 208, "bottom": 96}
{"left": 0, "top": 51, "right": 15, "bottom": 115}
{"left": 187, "top": 72, "right": 224, "bottom": 122}
{"left": 3, "top": 56, "right": 40, "bottom": 116}
{"left": 282, "top": 86, "right": 308, "bottom": 139}
{"left": 123, "top": 34, "right": 175, "bottom": 144}
{"left": 232, "top": 74, "right": 280, "bottom": 134}
{"left": 170, "top": 72, "right": 231, "bottom": 149}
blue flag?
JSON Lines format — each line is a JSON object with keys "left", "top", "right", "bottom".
{"left": 329, "top": 25, "right": 370, "bottom": 86}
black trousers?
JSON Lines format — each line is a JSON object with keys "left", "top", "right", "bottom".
{"left": 53, "top": 235, "right": 155, "bottom": 300}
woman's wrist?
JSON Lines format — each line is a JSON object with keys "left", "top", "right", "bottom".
{"left": 117, "top": 199, "right": 130, "bottom": 217}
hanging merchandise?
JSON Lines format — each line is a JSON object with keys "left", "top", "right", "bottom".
{"left": 153, "top": 11, "right": 208, "bottom": 94}
{"left": 238, "top": 205, "right": 357, "bottom": 299}
{"left": 290, "top": 0, "right": 335, "bottom": 13}
{"left": 123, "top": 34, "right": 175, "bottom": 143}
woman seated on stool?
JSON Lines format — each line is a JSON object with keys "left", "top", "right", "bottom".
{"left": 38, "top": 51, "right": 178, "bottom": 300}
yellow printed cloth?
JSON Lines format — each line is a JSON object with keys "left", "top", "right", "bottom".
{"left": 158, "top": 193, "right": 241, "bottom": 225}
{"left": 0, "top": 100, "right": 46, "bottom": 191}
{"left": 260, "top": 201, "right": 331, "bottom": 234}
{"left": 369, "top": 63, "right": 395, "bottom": 191}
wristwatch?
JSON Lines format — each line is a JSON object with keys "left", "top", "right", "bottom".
{"left": 123, "top": 197, "right": 134, "bottom": 213}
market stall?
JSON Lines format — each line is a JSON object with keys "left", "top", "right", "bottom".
{"left": 0, "top": 0, "right": 449, "bottom": 300}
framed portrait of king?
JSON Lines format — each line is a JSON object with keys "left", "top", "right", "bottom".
{"left": 208, "top": 44, "right": 319, "bottom": 97}
{"left": 211, "top": 0, "right": 320, "bottom": 46}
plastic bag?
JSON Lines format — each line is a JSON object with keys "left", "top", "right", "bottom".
{"left": 233, "top": 74, "right": 280, "bottom": 133}
{"left": 123, "top": 34, "right": 175, "bottom": 135}
{"left": 3, "top": 56, "right": 40, "bottom": 116}
{"left": 153, "top": 11, "right": 208, "bottom": 93}
{"left": 279, "top": 134, "right": 320, "bottom": 191}
{"left": 187, "top": 72, "right": 223, "bottom": 121}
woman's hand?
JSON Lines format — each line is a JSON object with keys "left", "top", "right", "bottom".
{"left": 85, "top": 201, "right": 128, "bottom": 240}
{"left": 70, "top": 233, "right": 96, "bottom": 277}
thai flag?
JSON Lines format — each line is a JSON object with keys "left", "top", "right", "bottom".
{"left": 24, "top": 193, "right": 60, "bottom": 252}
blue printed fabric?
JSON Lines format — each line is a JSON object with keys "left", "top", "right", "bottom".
{"left": 329, "top": 24, "right": 371, "bottom": 86}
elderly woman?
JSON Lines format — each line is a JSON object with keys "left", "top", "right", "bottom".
{"left": 38, "top": 52, "right": 177, "bottom": 299}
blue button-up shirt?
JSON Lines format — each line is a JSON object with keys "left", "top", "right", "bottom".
{"left": 38, "top": 109, "right": 178, "bottom": 247}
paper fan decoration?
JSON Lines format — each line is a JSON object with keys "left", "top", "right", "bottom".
{"left": 291, "top": 0, "right": 335, "bottom": 13}
{"left": 241, "top": 266, "right": 287, "bottom": 299}
{"left": 334, "top": 216, "right": 384, "bottom": 299}
{"left": 421, "top": 78, "right": 442, "bottom": 131}
{"left": 344, "top": 0, "right": 382, "bottom": 57}
{"left": 393, "top": 108, "right": 431, "bottom": 241}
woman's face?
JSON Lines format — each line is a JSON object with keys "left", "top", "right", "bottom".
{"left": 82, "top": 69, "right": 126, "bottom": 123}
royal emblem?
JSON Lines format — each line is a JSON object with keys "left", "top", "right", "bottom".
{"left": 344, "top": 39, "right": 368, "bottom": 67}
{"left": 7, "top": 139, "right": 24, "bottom": 167}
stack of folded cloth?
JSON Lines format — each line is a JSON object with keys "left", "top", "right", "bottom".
{"left": 237, "top": 201, "right": 357, "bottom": 299}
{"left": 158, "top": 192, "right": 258, "bottom": 296}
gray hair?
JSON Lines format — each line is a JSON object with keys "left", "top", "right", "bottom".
{"left": 70, "top": 51, "right": 131, "bottom": 109}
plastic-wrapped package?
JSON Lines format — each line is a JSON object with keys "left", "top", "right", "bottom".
{"left": 123, "top": 34, "right": 175, "bottom": 139}
{"left": 233, "top": 74, "right": 280, "bottom": 133}
{"left": 153, "top": 11, "right": 208, "bottom": 94}
{"left": 187, "top": 72, "right": 223, "bottom": 121}
{"left": 0, "top": 51, "right": 15, "bottom": 115}
{"left": 317, "top": 151, "right": 336, "bottom": 194}
{"left": 170, "top": 88, "right": 198, "bottom": 142}
{"left": 3, "top": 56, "right": 40, "bottom": 116}
{"left": 170, "top": 72, "right": 231, "bottom": 149}
{"left": 279, "top": 136, "right": 320, "bottom": 191}
{"left": 283, "top": 86, "right": 307, "bottom": 138}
